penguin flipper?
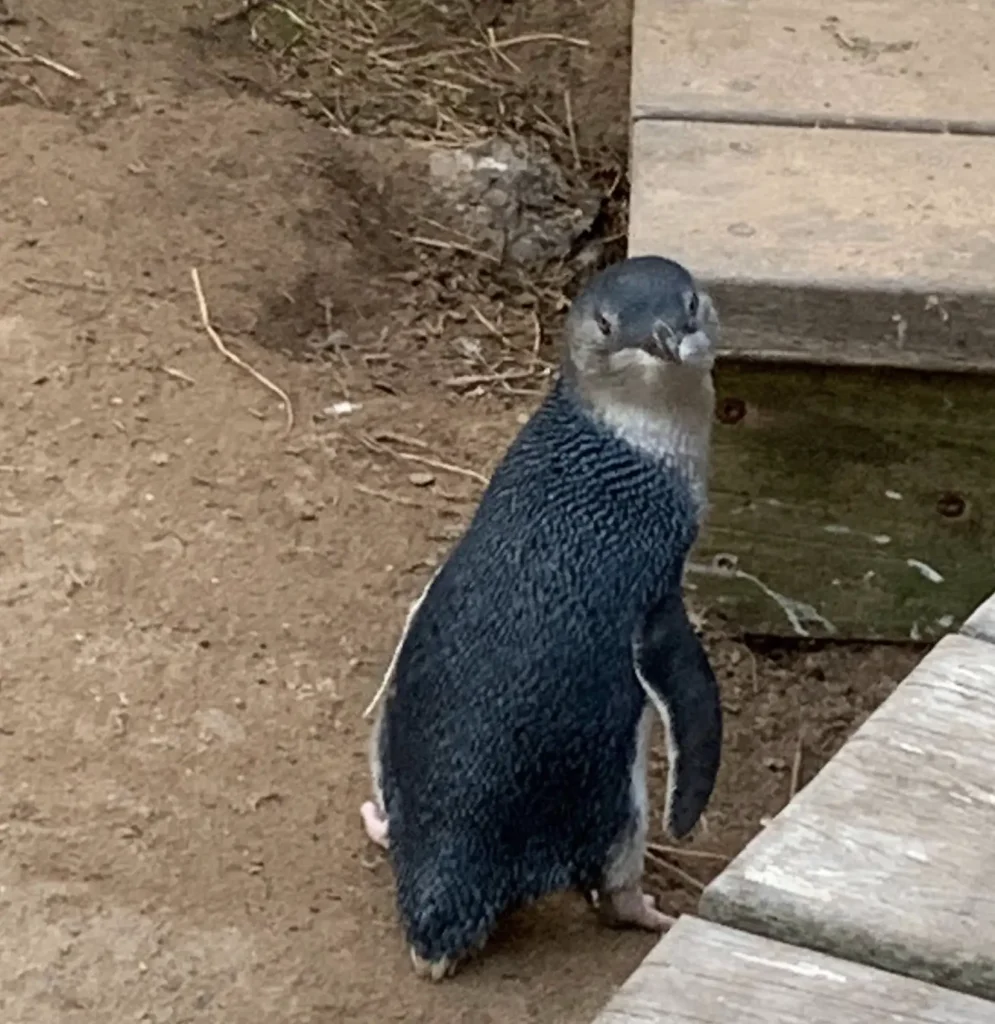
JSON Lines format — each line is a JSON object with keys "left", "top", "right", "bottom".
{"left": 632, "top": 590, "right": 722, "bottom": 839}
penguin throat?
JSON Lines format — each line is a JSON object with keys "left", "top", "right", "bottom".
{"left": 568, "top": 352, "right": 714, "bottom": 514}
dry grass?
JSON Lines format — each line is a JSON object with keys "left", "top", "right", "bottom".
{"left": 242, "top": 0, "right": 603, "bottom": 176}
{"left": 235, "top": 0, "right": 629, "bottom": 395}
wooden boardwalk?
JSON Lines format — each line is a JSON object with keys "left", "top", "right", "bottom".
{"left": 599, "top": 3, "right": 995, "bottom": 1013}
{"left": 627, "top": 0, "right": 995, "bottom": 642}
{"left": 593, "top": 918, "right": 995, "bottom": 1024}
{"left": 588, "top": 595, "right": 995, "bottom": 1020}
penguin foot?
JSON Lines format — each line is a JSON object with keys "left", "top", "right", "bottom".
{"left": 360, "top": 800, "right": 389, "bottom": 849}
{"left": 598, "top": 886, "right": 674, "bottom": 932}
{"left": 409, "top": 947, "right": 458, "bottom": 981}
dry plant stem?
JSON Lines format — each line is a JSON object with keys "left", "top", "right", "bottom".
{"left": 162, "top": 366, "right": 196, "bottom": 386}
{"left": 396, "top": 451, "right": 487, "bottom": 485}
{"left": 470, "top": 305, "right": 512, "bottom": 347}
{"left": 396, "top": 232, "right": 499, "bottom": 263}
{"left": 190, "top": 267, "right": 294, "bottom": 435}
{"left": 484, "top": 25, "right": 521, "bottom": 74}
{"left": 353, "top": 483, "right": 427, "bottom": 509}
{"left": 372, "top": 430, "right": 429, "bottom": 450}
{"left": 362, "top": 432, "right": 488, "bottom": 485}
{"left": 530, "top": 309, "right": 543, "bottom": 368}
{"left": 645, "top": 849, "right": 705, "bottom": 893}
{"left": 444, "top": 370, "right": 535, "bottom": 388}
{"left": 0, "top": 34, "right": 82, "bottom": 80}
{"left": 646, "top": 843, "right": 730, "bottom": 864}
{"left": 391, "top": 32, "right": 590, "bottom": 67}
{"left": 563, "top": 88, "right": 581, "bottom": 169}
{"left": 789, "top": 734, "right": 805, "bottom": 800}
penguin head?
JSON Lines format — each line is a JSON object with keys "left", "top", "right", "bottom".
{"left": 563, "top": 256, "right": 718, "bottom": 378}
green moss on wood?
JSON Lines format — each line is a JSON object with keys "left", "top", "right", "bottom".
{"left": 694, "top": 360, "right": 994, "bottom": 640}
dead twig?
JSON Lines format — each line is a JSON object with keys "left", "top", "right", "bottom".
{"left": 372, "top": 430, "right": 429, "bottom": 449}
{"left": 490, "top": 31, "right": 589, "bottom": 50}
{"left": 563, "top": 88, "right": 581, "bottom": 170}
{"left": 395, "top": 451, "right": 487, "bottom": 485}
{"left": 444, "top": 369, "right": 536, "bottom": 388}
{"left": 469, "top": 304, "right": 512, "bottom": 348}
{"left": 0, "top": 34, "right": 81, "bottom": 80}
{"left": 483, "top": 25, "right": 520, "bottom": 73}
{"left": 391, "top": 32, "right": 590, "bottom": 67}
{"left": 353, "top": 483, "right": 428, "bottom": 509}
{"left": 190, "top": 267, "right": 294, "bottom": 434}
{"left": 530, "top": 309, "right": 544, "bottom": 368}
{"left": 645, "top": 848, "right": 705, "bottom": 893}
{"left": 161, "top": 366, "right": 196, "bottom": 386}
{"left": 393, "top": 231, "right": 498, "bottom": 263}
{"left": 647, "top": 843, "right": 730, "bottom": 865}
{"left": 361, "top": 432, "right": 489, "bottom": 485}
{"left": 789, "top": 733, "right": 805, "bottom": 801}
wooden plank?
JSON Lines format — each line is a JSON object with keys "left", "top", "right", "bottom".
{"left": 962, "top": 592, "right": 995, "bottom": 646}
{"left": 632, "top": 0, "right": 995, "bottom": 132}
{"left": 592, "top": 917, "right": 995, "bottom": 1024}
{"left": 698, "top": 632, "right": 995, "bottom": 1000}
{"left": 694, "top": 360, "right": 994, "bottom": 641}
{"left": 629, "top": 119, "right": 995, "bottom": 372}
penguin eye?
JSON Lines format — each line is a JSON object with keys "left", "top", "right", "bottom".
{"left": 594, "top": 311, "right": 613, "bottom": 337}
{"left": 688, "top": 293, "right": 699, "bottom": 318}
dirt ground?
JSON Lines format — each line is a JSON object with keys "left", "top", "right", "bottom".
{"left": 0, "top": 2, "right": 923, "bottom": 1022}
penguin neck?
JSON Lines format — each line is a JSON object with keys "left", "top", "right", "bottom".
{"left": 563, "top": 348, "right": 715, "bottom": 515}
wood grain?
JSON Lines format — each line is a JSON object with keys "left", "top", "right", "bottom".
{"left": 593, "top": 917, "right": 995, "bottom": 1023}
{"left": 632, "top": 0, "right": 995, "bottom": 130}
{"left": 961, "top": 593, "right": 995, "bottom": 646}
{"left": 629, "top": 120, "right": 995, "bottom": 371}
{"left": 693, "top": 360, "right": 993, "bottom": 641}
{"left": 699, "top": 632, "right": 995, "bottom": 1000}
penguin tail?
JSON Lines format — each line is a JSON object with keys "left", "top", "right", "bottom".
{"left": 395, "top": 842, "right": 506, "bottom": 966}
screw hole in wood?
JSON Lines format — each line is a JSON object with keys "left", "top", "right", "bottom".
{"left": 717, "top": 397, "right": 746, "bottom": 424}
{"left": 936, "top": 491, "right": 966, "bottom": 518}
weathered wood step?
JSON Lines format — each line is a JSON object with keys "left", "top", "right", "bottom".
{"left": 591, "top": 916, "right": 995, "bottom": 1023}
{"left": 698, "top": 611, "right": 995, "bottom": 999}
{"left": 629, "top": 119, "right": 995, "bottom": 372}
{"left": 629, "top": 118, "right": 995, "bottom": 639}
{"left": 632, "top": 0, "right": 995, "bottom": 132}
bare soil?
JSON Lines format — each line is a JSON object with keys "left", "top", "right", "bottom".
{"left": 0, "top": 2, "right": 922, "bottom": 1022}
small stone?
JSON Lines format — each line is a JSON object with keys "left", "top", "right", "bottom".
{"left": 150, "top": 452, "right": 170, "bottom": 466}
{"left": 407, "top": 471, "right": 435, "bottom": 487}
{"left": 324, "top": 400, "right": 362, "bottom": 417}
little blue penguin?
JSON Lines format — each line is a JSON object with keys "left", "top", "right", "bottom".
{"left": 359, "top": 254, "right": 723, "bottom": 980}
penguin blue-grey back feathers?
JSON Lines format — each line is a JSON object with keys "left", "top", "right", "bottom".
{"left": 359, "top": 254, "right": 723, "bottom": 980}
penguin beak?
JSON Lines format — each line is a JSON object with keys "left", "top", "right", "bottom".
{"left": 641, "top": 324, "right": 714, "bottom": 368}
{"left": 676, "top": 329, "right": 714, "bottom": 368}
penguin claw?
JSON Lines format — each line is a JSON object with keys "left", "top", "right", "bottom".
{"left": 409, "top": 948, "right": 457, "bottom": 981}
